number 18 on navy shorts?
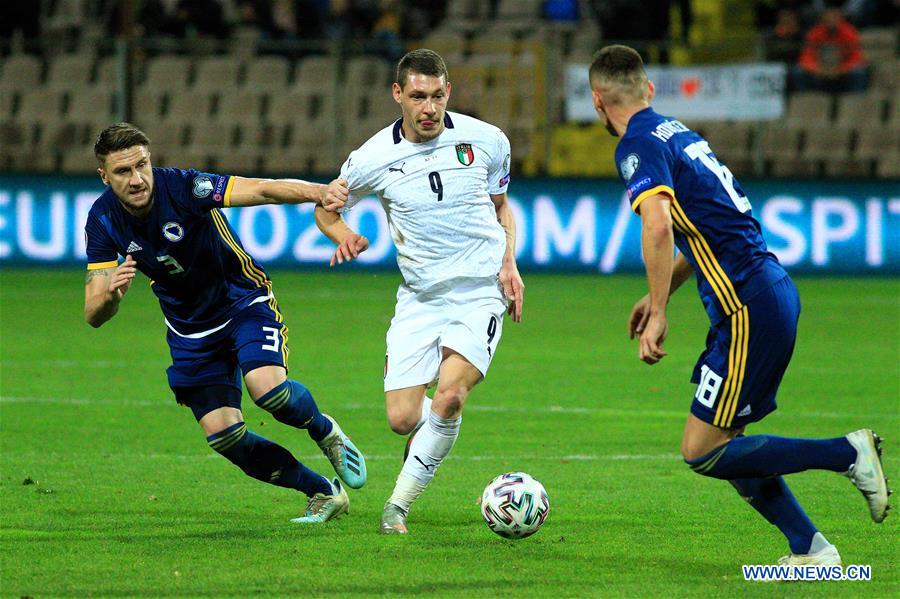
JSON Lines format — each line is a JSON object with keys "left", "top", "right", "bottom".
{"left": 690, "top": 277, "right": 801, "bottom": 430}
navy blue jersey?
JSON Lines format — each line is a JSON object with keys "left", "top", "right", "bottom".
{"left": 85, "top": 168, "right": 273, "bottom": 335}
{"left": 616, "top": 108, "right": 787, "bottom": 323}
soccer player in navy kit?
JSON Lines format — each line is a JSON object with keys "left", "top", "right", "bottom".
{"left": 589, "top": 46, "right": 890, "bottom": 565}
{"left": 84, "top": 123, "right": 366, "bottom": 523}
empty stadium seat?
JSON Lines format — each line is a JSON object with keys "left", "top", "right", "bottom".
{"left": 0, "top": 54, "right": 44, "bottom": 91}
{"left": 45, "top": 52, "right": 94, "bottom": 89}
{"left": 68, "top": 89, "right": 117, "bottom": 122}
{"left": 786, "top": 92, "right": 833, "bottom": 123}
{"left": 142, "top": 56, "right": 192, "bottom": 90}
{"left": 243, "top": 56, "right": 291, "bottom": 91}
{"left": 345, "top": 56, "right": 392, "bottom": 89}
{"left": 216, "top": 90, "right": 265, "bottom": 126}
{"left": 193, "top": 56, "right": 243, "bottom": 89}
{"left": 293, "top": 55, "right": 338, "bottom": 92}
{"left": 835, "top": 91, "right": 888, "bottom": 126}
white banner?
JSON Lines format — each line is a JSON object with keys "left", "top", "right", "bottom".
{"left": 566, "top": 62, "right": 787, "bottom": 122}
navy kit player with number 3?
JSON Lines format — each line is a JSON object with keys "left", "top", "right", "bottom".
{"left": 84, "top": 123, "right": 366, "bottom": 523}
{"left": 589, "top": 46, "right": 890, "bottom": 565}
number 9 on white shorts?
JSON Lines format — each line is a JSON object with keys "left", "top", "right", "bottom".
{"left": 384, "top": 277, "right": 507, "bottom": 392}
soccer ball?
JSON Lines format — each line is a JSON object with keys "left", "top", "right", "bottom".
{"left": 480, "top": 472, "right": 550, "bottom": 539}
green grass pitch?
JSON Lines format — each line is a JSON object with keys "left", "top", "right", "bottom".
{"left": 1, "top": 269, "right": 897, "bottom": 597}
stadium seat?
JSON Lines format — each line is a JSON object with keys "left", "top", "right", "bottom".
{"left": 0, "top": 89, "right": 14, "bottom": 119}
{"left": 869, "top": 57, "right": 899, "bottom": 92}
{"left": 469, "top": 31, "right": 517, "bottom": 62}
{"left": 345, "top": 56, "right": 392, "bottom": 89}
{"left": 193, "top": 56, "right": 243, "bottom": 90}
{"left": 68, "top": 89, "right": 117, "bottom": 122}
{"left": 142, "top": 56, "right": 192, "bottom": 90}
{"left": 835, "top": 91, "right": 888, "bottom": 126}
{"left": 17, "top": 89, "right": 65, "bottom": 124}
{"left": 243, "top": 56, "right": 291, "bottom": 91}
{"left": 212, "top": 150, "right": 260, "bottom": 175}
{"left": 491, "top": 0, "right": 543, "bottom": 32}
{"left": 216, "top": 90, "right": 265, "bottom": 126}
{"left": 440, "top": 0, "right": 489, "bottom": 33}
{"left": 165, "top": 92, "right": 216, "bottom": 128}
{"left": 786, "top": 92, "right": 833, "bottom": 123}
{"left": 0, "top": 54, "right": 44, "bottom": 91}
{"left": 133, "top": 88, "right": 166, "bottom": 120}
{"left": 293, "top": 56, "right": 338, "bottom": 92}
{"left": 803, "top": 124, "right": 853, "bottom": 162}
{"left": 420, "top": 32, "right": 466, "bottom": 65}
{"left": 44, "top": 52, "right": 94, "bottom": 89}
{"left": 875, "top": 148, "right": 900, "bottom": 178}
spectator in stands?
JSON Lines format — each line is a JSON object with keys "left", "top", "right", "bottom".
{"left": 795, "top": 3, "right": 868, "bottom": 93}
{"left": 765, "top": 8, "right": 804, "bottom": 64}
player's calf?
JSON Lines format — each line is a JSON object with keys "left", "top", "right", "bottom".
{"left": 254, "top": 380, "right": 332, "bottom": 441}
{"left": 206, "top": 421, "right": 332, "bottom": 496}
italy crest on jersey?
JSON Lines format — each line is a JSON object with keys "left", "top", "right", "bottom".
{"left": 456, "top": 143, "right": 474, "bottom": 166}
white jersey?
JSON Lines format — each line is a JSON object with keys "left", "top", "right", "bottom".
{"left": 340, "top": 111, "right": 511, "bottom": 292}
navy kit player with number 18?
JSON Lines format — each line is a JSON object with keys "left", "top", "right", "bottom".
{"left": 84, "top": 123, "right": 366, "bottom": 523}
{"left": 589, "top": 46, "right": 890, "bottom": 565}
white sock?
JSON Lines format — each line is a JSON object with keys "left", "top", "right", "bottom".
{"left": 808, "top": 532, "right": 832, "bottom": 554}
{"left": 389, "top": 410, "right": 460, "bottom": 511}
{"left": 416, "top": 394, "right": 433, "bottom": 429}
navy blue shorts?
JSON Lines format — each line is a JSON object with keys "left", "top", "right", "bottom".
{"left": 690, "top": 277, "right": 800, "bottom": 429}
{"left": 166, "top": 299, "right": 290, "bottom": 410}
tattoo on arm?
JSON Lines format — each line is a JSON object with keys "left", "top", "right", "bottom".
{"left": 85, "top": 269, "right": 110, "bottom": 284}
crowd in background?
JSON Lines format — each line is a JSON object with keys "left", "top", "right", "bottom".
{"left": 758, "top": 0, "right": 898, "bottom": 93}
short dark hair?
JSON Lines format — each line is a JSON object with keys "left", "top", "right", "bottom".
{"left": 588, "top": 45, "right": 648, "bottom": 105}
{"left": 94, "top": 122, "right": 151, "bottom": 163}
{"left": 396, "top": 49, "right": 449, "bottom": 89}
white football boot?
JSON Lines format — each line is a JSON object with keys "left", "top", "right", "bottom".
{"left": 291, "top": 478, "right": 349, "bottom": 524}
{"left": 379, "top": 502, "right": 409, "bottom": 535}
{"left": 844, "top": 429, "right": 891, "bottom": 523}
{"left": 778, "top": 534, "right": 842, "bottom": 566}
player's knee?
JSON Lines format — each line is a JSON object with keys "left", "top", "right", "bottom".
{"left": 386, "top": 409, "right": 419, "bottom": 435}
{"left": 433, "top": 384, "right": 468, "bottom": 416}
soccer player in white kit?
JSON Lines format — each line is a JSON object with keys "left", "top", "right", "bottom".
{"left": 316, "top": 49, "right": 525, "bottom": 534}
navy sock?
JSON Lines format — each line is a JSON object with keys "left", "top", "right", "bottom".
{"left": 255, "top": 380, "right": 333, "bottom": 442}
{"left": 687, "top": 435, "right": 856, "bottom": 479}
{"left": 207, "top": 422, "right": 332, "bottom": 497}
{"left": 730, "top": 476, "right": 818, "bottom": 554}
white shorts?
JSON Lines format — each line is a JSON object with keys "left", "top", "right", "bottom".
{"left": 384, "top": 277, "right": 507, "bottom": 392}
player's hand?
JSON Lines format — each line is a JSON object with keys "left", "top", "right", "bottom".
{"left": 330, "top": 234, "right": 369, "bottom": 267}
{"left": 499, "top": 262, "right": 524, "bottom": 323}
{"left": 109, "top": 255, "right": 137, "bottom": 300}
{"left": 639, "top": 313, "right": 668, "bottom": 365}
{"left": 322, "top": 178, "right": 349, "bottom": 212}
{"left": 628, "top": 294, "right": 651, "bottom": 339}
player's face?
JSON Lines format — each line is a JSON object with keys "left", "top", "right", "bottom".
{"left": 98, "top": 145, "right": 154, "bottom": 217}
{"left": 393, "top": 73, "right": 451, "bottom": 143}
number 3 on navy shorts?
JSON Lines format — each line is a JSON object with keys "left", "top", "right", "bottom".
{"left": 261, "top": 326, "right": 281, "bottom": 352}
{"left": 694, "top": 364, "right": 723, "bottom": 408}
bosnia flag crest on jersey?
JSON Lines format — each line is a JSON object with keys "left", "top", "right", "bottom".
{"left": 456, "top": 143, "right": 474, "bottom": 166}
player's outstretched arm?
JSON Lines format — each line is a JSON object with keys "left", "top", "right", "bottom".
{"left": 314, "top": 206, "right": 369, "bottom": 267}
{"left": 226, "top": 177, "right": 327, "bottom": 208}
{"left": 637, "top": 194, "right": 674, "bottom": 364}
{"left": 84, "top": 255, "right": 137, "bottom": 328}
{"left": 492, "top": 193, "right": 524, "bottom": 322}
